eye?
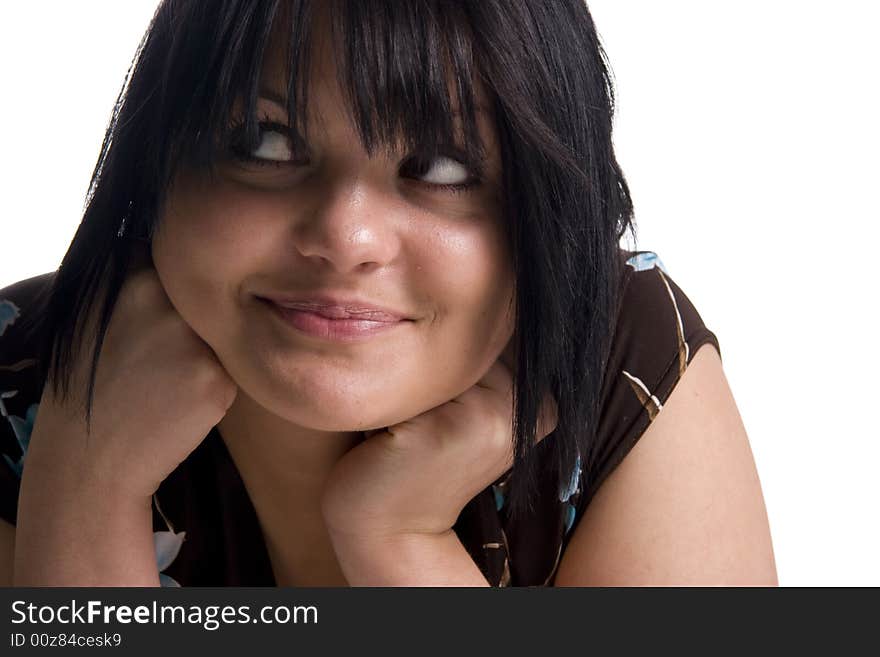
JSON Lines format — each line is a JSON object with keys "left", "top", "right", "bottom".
{"left": 225, "top": 119, "right": 303, "bottom": 167}
{"left": 251, "top": 129, "right": 293, "bottom": 162}
{"left": 402, "top": 152, "right": 481, "bottom": 192}
{"left": 223, "top": 120, "right": 484, "bottom": 193}
{"left": 415, "top": 155, "right": 471, "bottom": 185}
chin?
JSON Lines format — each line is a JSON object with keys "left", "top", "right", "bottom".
{"left": 231, "top": 351, "right": 444, "bottom": 432}
{"left": 256, "top": 380, "right": 406, "bottom": 432}
{"left": 294, "top": 409, "right": 386, "bottom": 433}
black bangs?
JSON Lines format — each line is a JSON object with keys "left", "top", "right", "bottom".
{"left": 166, "top": 0, "right": 489, "bottom": 180}
{"left": 329, "top": 0, "right": 487, "bottom": 172}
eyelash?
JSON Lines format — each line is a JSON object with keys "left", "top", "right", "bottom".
{"left": 222, "top": 118, "right": 483, "bottom": 195}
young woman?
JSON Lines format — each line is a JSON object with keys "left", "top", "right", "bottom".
{"left": 0, "top": 0, "right": 777, "bottom": 586}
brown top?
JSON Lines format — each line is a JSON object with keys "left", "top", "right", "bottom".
{"left": 0, "top": 249, "right": 720, "bottom": 586}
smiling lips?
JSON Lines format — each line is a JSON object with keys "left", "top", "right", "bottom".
{"left": 256, "top": 295, "right": 413, "bottom": 342}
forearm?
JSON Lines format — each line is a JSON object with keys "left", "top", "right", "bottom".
{"left": 329, "top": 528, "right": 490, "bottom": 587}
{"left": 13, "top": 457, "right": 160, "bottom": 587}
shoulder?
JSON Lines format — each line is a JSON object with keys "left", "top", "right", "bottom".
{"left": 491, "top": 250, "right": 725, "bottom": 586}
{"left": 611, "top": 249, "right": 721, "bottom": 377}
{"left": 583, "top": 250, "right": 721, "bottom": 503}
{"left": 555, "top": 339, "right": 777, "bottom": 585}
{"left": 553, "top": 253, "right": 776, "bottom": 584}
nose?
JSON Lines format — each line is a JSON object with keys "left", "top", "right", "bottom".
{"left": 290, "top": 175, "right": 403, "bottom": 275}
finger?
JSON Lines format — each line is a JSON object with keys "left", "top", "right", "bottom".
{"left": 475, "top": 356, "right": 557, "bottom": 443}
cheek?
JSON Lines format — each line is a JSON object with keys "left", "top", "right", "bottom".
{"left": 151, "top": 177, "right": 286, "bottom": 341}
{"left": 410, "top": 221, "right": 515, "bottom": 382}
{"left": 155, "top": 173, "right": 283, "bottom": 269}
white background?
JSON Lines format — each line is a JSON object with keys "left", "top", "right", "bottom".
{"left": 1, "top": 1, "right": 878, "bottom": 585}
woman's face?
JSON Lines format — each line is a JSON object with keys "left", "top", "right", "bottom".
{"left": 151, "top": 19, "right": 514, "bottom": 432}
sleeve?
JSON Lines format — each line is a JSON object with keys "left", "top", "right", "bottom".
{"left": 579, "top": 251, "right": 721, "bottom": 511}
{"left": 0, "top": 272, "right": 55, "bottom": 526}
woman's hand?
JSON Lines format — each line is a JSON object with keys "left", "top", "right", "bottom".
{"left": 14, "top": 243, "right": 239, "bottom": 585}
{"left": 25, "top": 242, "right": 239, "bottom": 501}
{"left": 319, "top": 352, "right": 558, "bottom": 541}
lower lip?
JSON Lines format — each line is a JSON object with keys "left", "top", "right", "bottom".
{"left": 259, "top": 298, "right": 410, "bottom": 343}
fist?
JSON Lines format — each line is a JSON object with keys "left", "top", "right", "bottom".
{"left": 26, "top": 243, "right": 239, "bottom": 499}
{"left": 320, "top": 351, "right": 558, "bottom": 538}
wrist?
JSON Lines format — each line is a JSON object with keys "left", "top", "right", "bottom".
{"left": 15, "top": 459, "right": 159, "bottom": 586}
{"left": 328, "top": 528, "right": 490, "bottom": 587}
{"left": 22, "top": 438, "right": 156, "bottom": 504}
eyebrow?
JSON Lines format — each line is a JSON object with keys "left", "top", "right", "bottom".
{"left": 258, "top": 87, "right": 490, "bottom": 117}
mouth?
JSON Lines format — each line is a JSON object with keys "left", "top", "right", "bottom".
{"left": 257, "top": 297, "right": 413, "bottom": 343}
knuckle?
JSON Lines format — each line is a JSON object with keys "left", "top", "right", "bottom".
{"left": 493, "top": 423, "right": 514, "bottom": 455}
{"left": 475, "top": 413, "right": 511, "bottom": 458}
{"left": 199, "top": 363, "right": 237, "bottom": 409}
{"left": 216, "top": 377, "right": 239, "bottom": 410}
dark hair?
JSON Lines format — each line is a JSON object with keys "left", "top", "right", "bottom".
{"left": 29, "top": 0, "right": 636, "bottom": 526}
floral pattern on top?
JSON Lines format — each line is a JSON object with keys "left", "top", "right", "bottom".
{"left": 625, "top": 251, "right": 668, "bottom": 275}
{"left": 623, "top": 251, "right": 689, "bottom": 420}
{"left": 0, "top": 299, "right": 20, "bottom": 337}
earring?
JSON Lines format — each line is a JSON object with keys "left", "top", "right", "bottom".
{"left": 116, "top": 200, "right": 134, "bottom": 239}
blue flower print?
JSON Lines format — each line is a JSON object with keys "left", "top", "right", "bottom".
{"left": 625, "top": 251, "right": 668, "bottom": 275}
{"left": 563, "top": 502, "right": 576, "bottom": 535}
{"left": 0, "top": 395, "right": 37, "bottom": 479}
{"left": 492, "top": 471, "right": 513, "bottom": 511}
{"left": 493, "top": 485, "right": 505, "bottom": 511}
{"left": 559, "top": 453, "right": 582, "bottom": 535}
{"left": 558, "top": 452, "right": 582, "bottom": 503}
{"left": 154, "top": 529, "right": 186, "bottom": 587}
{"left": 0, "top": 299, "right": 20, "bottom": 337}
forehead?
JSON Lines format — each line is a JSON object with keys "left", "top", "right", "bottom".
{"left": 255, "top": 2, "right": 495, "bottom": 146}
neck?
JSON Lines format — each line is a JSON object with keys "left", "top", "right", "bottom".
{"left": 215, "top": 389, "right": 364, "bottom": 586}
{"left": 216, "top": 388, "right": 364, "bottom": 500}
